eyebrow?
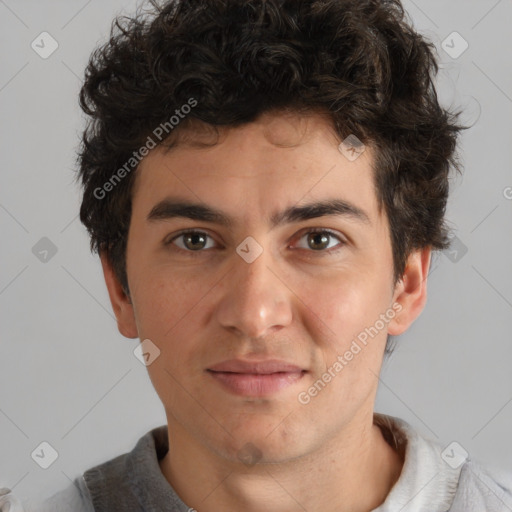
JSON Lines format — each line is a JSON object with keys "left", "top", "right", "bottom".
{"left": 147, "top": 198, "right": 371, "bottom": 227}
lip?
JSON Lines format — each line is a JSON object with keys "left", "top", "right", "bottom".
{"left": 207, "top": 359, "right": 306, "bottom": 397}
{"left": 208, "top": 359, "right": 303, "bottom": 374}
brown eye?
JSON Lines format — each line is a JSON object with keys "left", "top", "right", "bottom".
{"left": 170, "top": 231, "right": 216, "bottom": 251}
{"left": 295, "top": 230, "right": 345, "bottom": 252}
{"left": 183, "top": 232, "right": 207, "bottom": 250}
{"left": 307, "top": 232, "right": 330, "bottom": 250}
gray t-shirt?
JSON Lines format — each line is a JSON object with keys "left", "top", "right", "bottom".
{"left": 4, "top": 413, "right": 512, "bottom": 511}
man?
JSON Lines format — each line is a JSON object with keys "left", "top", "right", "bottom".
{"left": 5, "top": 0, "right": 511, "bottom": 510}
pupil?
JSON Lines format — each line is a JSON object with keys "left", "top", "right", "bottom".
{"left": 309, "top": 232, "right": 329, "bottom": 250}
{"left": 186, "top": 233, "right": 206, "bottom": 250}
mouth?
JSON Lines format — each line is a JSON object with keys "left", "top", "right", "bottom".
{"left": 206, "top": 359, "right": 307, "bottom": 397}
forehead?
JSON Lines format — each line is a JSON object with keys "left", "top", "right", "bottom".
{"left": 132, "top": 111, "right": 383, "bottom": 226}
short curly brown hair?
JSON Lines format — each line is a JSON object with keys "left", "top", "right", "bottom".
{"left": 78, "top": 0, "right": 465, "bottom": 352}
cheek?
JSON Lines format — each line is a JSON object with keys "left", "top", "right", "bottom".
{"left": 299, "top": 275, "right": 394, "bottom": 389}
{"left": 133, "top": 275, "right": 206, "bottom": 401}
{"left": 305, "top": 273, "right": 389, "bottom": 342}
{"left": 299, "top": 276, "right": 392, "bottom": 405}
{"left": 130, "top": 268, "right": 203, "bottom": 343}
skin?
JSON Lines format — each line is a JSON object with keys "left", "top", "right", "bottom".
{"left": 102, "top": 112, "right": 431, "bottom": 512}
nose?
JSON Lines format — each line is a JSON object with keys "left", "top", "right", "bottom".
{"left": 215, "top": 248, "right": 293, "bottom": 338}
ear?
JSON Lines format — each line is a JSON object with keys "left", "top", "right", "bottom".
{"left": 100, "top": 252, "right": 139, "bottom": 339}
{"left": 387, "top": 247, "right": 431, "bottom": 336}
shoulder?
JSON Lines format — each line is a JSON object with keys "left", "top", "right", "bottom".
{"left": 373, "top": 413, "right": 512, "bottom": 512}
{"left": 0, "top": 478, "right": 93, "bottom": 512}
{"left": 450, "top": 460, "right": 512, "bottom": 511}
{"left": 21, "top": 477, "right": 94, "bottom": 512}
{"left": 18, "top": 424, "right": 169, "bottom": 512}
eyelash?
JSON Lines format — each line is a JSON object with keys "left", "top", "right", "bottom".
{"left": 165, "top": 228, "right": 347, "bottom": 257}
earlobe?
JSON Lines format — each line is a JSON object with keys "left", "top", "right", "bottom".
{"left": 387, "top": 247, "right": 431, "bottom": 336}
{"left": 100, "top": 253, "right": 139, "bottom": 339}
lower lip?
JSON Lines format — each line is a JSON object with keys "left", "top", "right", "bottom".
{"left": 208, "top": 370, "right": 305, "bottom": 396}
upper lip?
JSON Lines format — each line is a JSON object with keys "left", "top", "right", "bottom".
{"left": 208, "top": 359, "right": 304, "bottom": 374}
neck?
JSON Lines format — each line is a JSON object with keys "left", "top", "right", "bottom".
{"left": 159, "top": 412, "right": 404, "bottom": 512}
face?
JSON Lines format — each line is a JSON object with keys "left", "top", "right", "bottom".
{"left": 104, "top": 112, "right": 428, "bottom": 464}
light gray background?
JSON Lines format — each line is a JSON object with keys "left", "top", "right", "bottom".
{"left": 1, "top": 0, "right": 511, "bottom": 504}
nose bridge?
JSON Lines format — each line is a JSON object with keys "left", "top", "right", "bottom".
{"left": 237, "top": 249, "right": 275, "bottom": 301}
{"left": 215, "top": 245, "right": 293, "bottom": 337}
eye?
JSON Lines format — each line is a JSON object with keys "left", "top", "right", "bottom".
{"left": 294, "top": 229, "right": 346, "bottom": 252}
{"left": 168, "top": 230, "right": 217, "bottom": 252}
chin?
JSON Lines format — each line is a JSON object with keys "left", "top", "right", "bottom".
{"left": 213, "top": 419, "right": 310, "bottom": 465}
